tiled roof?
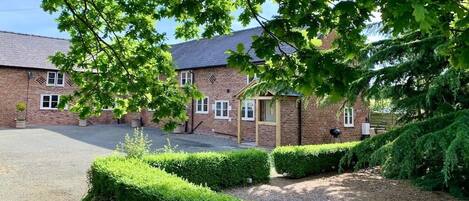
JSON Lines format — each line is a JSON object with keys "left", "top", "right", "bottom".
{"left": 0, "top": 31, "right": 69, "bottom": 70}
{"left": 0, "top": 27, "right": 294, "bottom": 71}
{"left": 171, "top": 27, "right": 296, "bottom": 69}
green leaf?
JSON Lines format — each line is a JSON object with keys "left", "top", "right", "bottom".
{"left": 236, "top": 43, "right": 245, "bottom": 53}
{"left": 309, "top": 38, "right": 323, "bottom": 47}
{"left": 412, "top": 4, "right": 432, "bottom": 31}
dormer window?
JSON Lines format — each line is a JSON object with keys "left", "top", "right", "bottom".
{"left": 180, "top": 71, "right": 192, "bottom": 85}
{"left": 47, "top": 71, "right": 64, "bottom": 87}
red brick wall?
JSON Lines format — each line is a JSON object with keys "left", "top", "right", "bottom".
{"left": 240, "top": 121, "right": 256, "bottom": 142}
{"left": 254, "top": 96, "right": 369, "bottom": 148}
{"left": 280, "top": 97, "right": 300, "bottom": 146}
{"left": 257, "top": 124, "right": 276, "bottom": 147}
{"left": 301, "top": 98, "right": 368, "bottom": 145}
{"left": 26, "top": 69, "right": 78, "bottom": 125}
{"left": 0, "top": 67, "right": 29, "bottom": 127}
{"left": 0, "top": 67, "right": 122, "bottom": 127}
{"left": 140, "top": 66, "right": 256, "bottom": 139}
{"left": 89, "top": 111, "right": 116, "bottom": 125}
{"left": 140, "top": 110, "right": 169, "bottom": 129}
{"left": 181, "top": 67, "right": 256, "bottom": 137}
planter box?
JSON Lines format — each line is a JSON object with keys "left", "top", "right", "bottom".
{"left": 79, "top": 119, "right": 88, "bottom": 127}
{"left": 172, "top": 125, "right": 183, "bottom": 134}
{"left": 16, "top": 120, "right": 26, "bottom": 128}
{"left": 173, "top": 126, "right": 182, "bottom": 133}
{"left": 131, "top": 119, "right": 140, "bottom": 128}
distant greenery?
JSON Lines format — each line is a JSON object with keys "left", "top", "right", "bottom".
{"left": 272, "top": 142, "right": 359, "bottom": 178}
{"left": 340, "top": 110, "right": 469, "bottom": 198}
{"left": 84, "top": 156, "right": 239, "bottom": 201}
{"left": 144, "top": 149, "right": 270, "bottom": 190}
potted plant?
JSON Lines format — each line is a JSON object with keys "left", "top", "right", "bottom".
{"left": 78, "top": 118, "right": 88, "bottom": 127}
{"left": 15, "top": 101, "right": 27, "bottom": 128}
{"left": 130, "top": 112, "right": 141, "bottom": 128}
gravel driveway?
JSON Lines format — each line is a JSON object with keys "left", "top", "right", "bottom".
{"left": 0, "top": 125, "right": 241, "bottom": 201}
{"left": 225, "top": 171, "right": 456, "bottom": 201}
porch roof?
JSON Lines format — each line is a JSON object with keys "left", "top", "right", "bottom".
{"left": 234, "top": 80, "right": 301, "bottom": 99}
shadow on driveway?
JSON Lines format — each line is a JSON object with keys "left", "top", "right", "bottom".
{"left": 31, "top": 124, "right": 241, "bottom": 152}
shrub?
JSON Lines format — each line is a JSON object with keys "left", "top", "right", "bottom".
{"left": 272, "top": 142, "right": 359, "bottom": 178}
{"left": 16, "top": 101, "right": 27, "bottom": 121}
{"left": 84, "top": 156, "right": 239, "bottom": 201}
{"left": 340, "top": 110, "right": 469, "bottom": 198}
{"left": 143, "top": 149, "right": 270, "bottom": 190}
{"left": 16, "top": 101, "right": 26, "bottom": 112}
{"left": 115, "top": 128, "right": 151, "bottom": 159}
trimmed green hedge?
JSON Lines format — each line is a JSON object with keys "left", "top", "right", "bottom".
{"left": 272, "top": 142, "right": 359, "bottom": 178}
{"left": 143, "top": 149, "right": 270, "bottom": 190}
{"left": 83, "top": 156, "right": 239, "bottom": 201}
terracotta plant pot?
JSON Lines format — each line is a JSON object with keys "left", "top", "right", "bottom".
{"left": 16, "top": 120, "right": 26, "bottom": 128}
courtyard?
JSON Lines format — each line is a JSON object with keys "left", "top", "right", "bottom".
{"left": 0, "top": 125, "right": 241, "bottom": 201}
{"left": 0, "top": 125, "right": 458, "bottom": 201}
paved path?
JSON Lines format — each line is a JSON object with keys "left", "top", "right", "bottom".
{"left": 0, "top": 125, "right": 240, "bottom": 201}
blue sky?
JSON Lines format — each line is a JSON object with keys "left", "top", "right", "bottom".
{"left": 0, "top": 0, "right": 278, "bottom": 44}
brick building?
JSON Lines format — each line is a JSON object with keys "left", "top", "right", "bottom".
{"left": 0, "top": 28, "right": 369, "bottom": 147}
{"left": 0, "top": 31, "right": 115, "bottom": 128}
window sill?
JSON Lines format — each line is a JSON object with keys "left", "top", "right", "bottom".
{"left": 46, "top": 85, "right": 65, "bottom": 88}
{"left": 258, "top": 121, "right": 276, "bottom": 126}
{"left": 344, "top": 125, "right": 355, "bottom": 128}
{"left": 242, "top": 118, "right": 255, "bottom": 121}
{"left": 214, "top": 117, "right": 229, "bottom": 120}
{"left": 40, "top": 108, "right": 68, "bottom": 111}
{"left": 40, "top": 108, "right": 59, "bottom": 110}
{"left": 195, "top": 111, "right": 209, "bottom": 114}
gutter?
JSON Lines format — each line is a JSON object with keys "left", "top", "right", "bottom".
{"left": 174, "top": 61, "right": 265, "bottom": 71}
{"left": 298, "top": 99, "right": 302, "bottom": 145}
{"left": 190, "top": 70, "right": 195, "bottom": 134}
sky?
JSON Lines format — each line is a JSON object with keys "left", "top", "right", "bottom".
{"left": 0, "top": 0, "right": 278, "bottom": 44}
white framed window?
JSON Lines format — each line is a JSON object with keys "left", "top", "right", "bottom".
{"left": 259, "top": 100, "right": 276, "bottom": 122}
{"left": 214, "top": 100, "right": 230, "bottom": 119}
{"left": 246, "top": 74, "right": 258, "bottom": 84}
{"left": 344, "top": 107, "right": 354, "bottom": 127}
{"left": 46, "top": 71, "right": 65, "bottom": 87}
{"left": 180, "top": 71, "right": 192, "bottom": 85}
{"left": 241, "top": 100, "right": 255, "bottom": 121}
{"left": 103, "top": 102, "right": 116, "bottom": 111}
{"left": 196, "top": 96, "right": 209, "bottom": 114}
{"left": 40, "top": 94, "right": 60, "bottom": 110}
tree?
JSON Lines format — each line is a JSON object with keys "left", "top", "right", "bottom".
{"left": 41, "top": 0, "right": 237, "bottom": 130}
{"left": 352, "top": 31, "right": 469, "bottom": 122}
{"left": 341, "top": 110, "right": 469, "bottom": 198}
{"left": 228, "top": 0, "right": 468, "bottom": 105}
